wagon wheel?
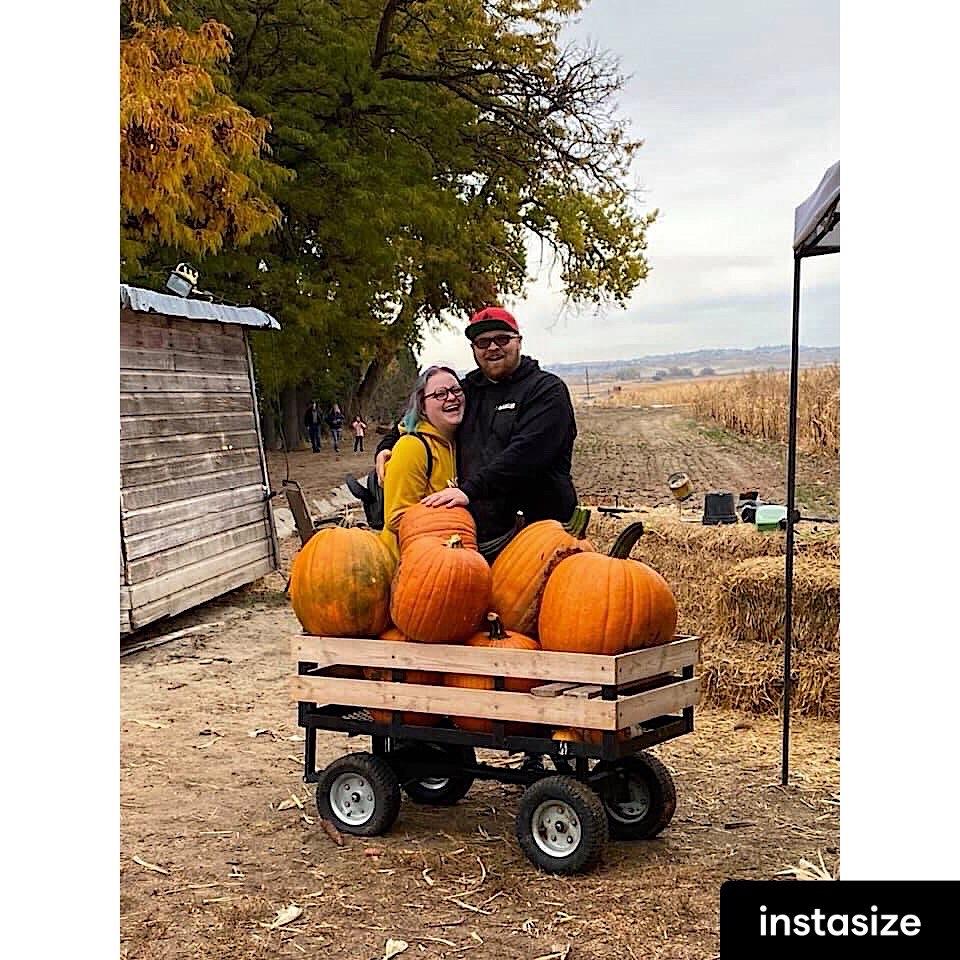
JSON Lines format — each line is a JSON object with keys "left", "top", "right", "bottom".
{"left": 316, "top": 752, "right": 401, "bottom": 836}
{"left": 389, "top": 742, "right": 476, "bottom": 806}
{"left": 594, "top": 752, "right": 677, "bottom": 840}
{"left": 515, "top": 775, "right": 608, "bottom": 874}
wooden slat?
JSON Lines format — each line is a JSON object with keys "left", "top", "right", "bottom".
{"left": 130, "top": 556, "right": 274, "bottom": 630}
{"left": 530, "top": 682, "right": 581, "bottom": 698}
{"left": 615, "top": 677, "right": 701, "bottom": 728}
{"left": 121, "top": 465, "right": 264, "bottom": 511}
{"left": 128, "top": 540, "right": 273, "bottom": 606}
{"left": 614, "top": 637, "right": 700, "bottom": 685}
{"left": 121, "top": 430, "right": 261, "bottom": 464}
{"left": 121, "top": 484, "right": 266, "bottom": 536}
{"left": 121, "top": 609, "right": 133, "bottom": 634}
{"left": 120, "top": 371, "right": 251, "bottom": 394}
{"left": 120, "top": 316, "right": 245, "bottom": 355}
{"left": 120, "top": 411, "right": 255, "bottom": 441}
{"left": 125, "top": 520, "right": 270, "bottom": 582}
{"left": 120, "top": 347, "right": 248, "bottom": 374}
{"left": 121, "top": 392, "right": 254, "bottom": 417}
{"left": 293, "top": 635, "right": 618, "bottom": 685}
{"left": 563, "top": 684, "right": 603, "bottom": 699}
{"left": 121, "top": 447, "right": 260, "bottom": 488}
{"left": 120, "top": 587, "right": 131, "bottom": 610}
{"left": 290, "top": 676, "right": 619, "bottom": 729}
{"left": 123, "top": 501, "right": 270, "bottom": 560}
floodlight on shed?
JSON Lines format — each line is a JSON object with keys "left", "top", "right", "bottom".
{"left": 166, "top": 262, "right": 199, "bottom": 298}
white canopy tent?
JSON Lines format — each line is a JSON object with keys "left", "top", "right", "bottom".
{"left": 781, "top": 161, "right": 839, "bottom": 784}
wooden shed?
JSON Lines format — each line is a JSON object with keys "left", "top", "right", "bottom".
{"left": 120, "top": 284, "right": 281, "bottom": 634}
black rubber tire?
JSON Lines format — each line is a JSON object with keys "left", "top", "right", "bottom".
{"left": 316, "top": 752, "right": 401, "bottom": 836}
{"left": 595, "top": 752, "right": 677, "bottom": 840}
{"left": 516, "top": 775, "right": 608, "bottom": 874}
{"left": 391, "top": 743, "right": 476, "bottom": 806}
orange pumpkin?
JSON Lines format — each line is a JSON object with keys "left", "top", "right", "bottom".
{"left": 364, "top": 627, "right": 442, "bottom": 726}
{"left": 539, "top": 522, "right": 677, "bottom": 656}
{"left": 290, "top": 526, "right": 395, "bottom": 637}
{"left": 552, "top": 727, "right": 634, "bottom": 746}
{"left": 490, "top": 506, "right": 594, "bottom": 636}
{"left": 444, "top": 614, "right": 540, "bottom": 734}
{"left": 398, "top": 503, "right": 478, "bottom": 552}
{"left": 390, "top": 535, "right": 492, "bottom": 643}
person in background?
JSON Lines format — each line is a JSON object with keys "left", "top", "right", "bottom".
{"left": 376, "top": 306, "right": 578, "bottom": 550}
{"left": 326, "top": 403, "right": 345, "bottom": 454}
{"left": 351, "top": 413, "right": 367, "bottom": 454}
{"left": 379, "top": 366, "right": 463, "bottom": 560}
{"left": 303, "top": 400, "right": 323, "bottom": 453}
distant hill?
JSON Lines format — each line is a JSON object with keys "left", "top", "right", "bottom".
{"left": 544, "top": 345, "right": 839, "bottom": 382}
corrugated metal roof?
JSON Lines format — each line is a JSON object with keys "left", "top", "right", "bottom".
{"left": 120, "top": 284, "right": 281, "bottom": 330}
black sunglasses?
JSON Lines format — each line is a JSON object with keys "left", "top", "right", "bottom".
{"left": 472, "top": 333, "right": 519, "bottom": 351}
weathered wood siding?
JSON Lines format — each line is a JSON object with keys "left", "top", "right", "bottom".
{"left": 120, "top": 309, "right": 278, "bottom": 631}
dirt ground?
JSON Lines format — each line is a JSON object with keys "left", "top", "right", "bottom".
{"left": 121, "top": 401, "right": 839, "bottom": 959}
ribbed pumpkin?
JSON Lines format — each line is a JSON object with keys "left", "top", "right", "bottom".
{"left": 398, "top": 503, "right": 478, "bottom": 552}
{"left": 390, "top": 535, "right": 492, "bottom": 642}
{"left": 290, "top": 526, "right": 395, "bottom": 636}
{"left": 539, "top": 522, "right": 677, "bottom": 656}
{"left": 364, "top": 627, "right": 442, "bottom": 726}
{"left": 444, "top": 614, "right": 540, "bottom": 734}
{"left": 490, "top": 506, "right": 594, "bottom": 636}
{"left": 553, "top": 727, "right": 633, "bottom": 746}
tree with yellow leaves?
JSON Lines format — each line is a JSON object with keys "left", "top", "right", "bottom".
{"left": 120, "top": 1, "right": 287, "bottom": 272}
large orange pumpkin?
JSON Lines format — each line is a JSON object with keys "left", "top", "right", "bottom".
{"left": 390, "top": 535, "right": 492, "bottom": 642}
{"left": 398, "top": 503, "right": 478, "bottom": 552}
{"left": 444, "top": 614, "right": 541, "bottom": 734}
{"left": 364, "top": 627, "right": 442, "bottom": 726}
{"left": 490, "top": 506, "right": 594, "bottom": 636}
{"left": 289, "top": 526, "right": 395, "bottom": 636}
{"left": 539, "top": 522, "right": 677, "bottom": 656}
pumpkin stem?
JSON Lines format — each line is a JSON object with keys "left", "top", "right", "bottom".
{"left": 486, "top": 612, "right": 506, "bottom": 640}
{"left": 608, "top": 522, "right": 644, "bottom": 558}
{"left": 563, "top": 505, "right": 582, "bottom": 534}
{"left": 445, "top": 534, "right": 464, "bottom": 549}
{"left": 574, "top": 507, "right": 591, "bottom": 539}
{"left": 513, "top": 511, "right": 526, "bottom": 533}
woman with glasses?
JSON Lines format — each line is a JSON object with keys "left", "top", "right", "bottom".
{"left": 379, "top": 364, "right": 465, "bottom": 559}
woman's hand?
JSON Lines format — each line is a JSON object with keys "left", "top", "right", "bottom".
{"left": 420, "top": 488, "right": 470, "bottom": 508}
{"left": 375, "top": 449, "right": 391, "bottom": 483}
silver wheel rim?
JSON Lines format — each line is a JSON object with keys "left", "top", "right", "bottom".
{"left": 329, "top": 772, "right": 376, "bottom": 825}
{"left": 532, "top": 799, "right": 582, "bottom": 857}
{"left": 417, "top": 777, "right": 451, "bottom": 791}
{"left": 607, "top": 777, "right": 652, "bottom": 823}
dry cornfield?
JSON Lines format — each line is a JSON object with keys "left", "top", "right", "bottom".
{"left": 602, "top": 366, "right": 840, "bottom": 455}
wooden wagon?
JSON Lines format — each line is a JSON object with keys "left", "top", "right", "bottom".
{"left": 293, "top": 632, "right": 701, "bottom": 873}
{"left": 120, "top": 284, "right": 281, "bottom": 634}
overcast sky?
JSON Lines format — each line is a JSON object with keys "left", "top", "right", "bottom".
{"left": 419, "top": 0, "right": 839, "bottom": 370}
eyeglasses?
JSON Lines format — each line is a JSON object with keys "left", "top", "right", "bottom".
{"left": 423, "top": 385, "right": 464, "bottom": 402}
{"left": 472, "top": 333, "right": 519, "bottom": 351}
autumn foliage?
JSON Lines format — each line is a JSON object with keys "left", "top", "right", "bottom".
{"left": 120, "top": 1, "right": 285, "bottom": 267}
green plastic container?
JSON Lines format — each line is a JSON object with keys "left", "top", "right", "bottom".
{"left": 755, "top": 504, "right": 788, "bottom": 532}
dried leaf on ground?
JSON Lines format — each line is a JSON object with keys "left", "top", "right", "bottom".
{"left": 382, "top": 939, "right": 409, "bottom": 960}
{"left": 261, "top": 904, "right": 303, "bottom": 929}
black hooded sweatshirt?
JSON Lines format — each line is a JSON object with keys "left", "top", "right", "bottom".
{"left": 377, "top": 356, "right": 578, "bottom": 542}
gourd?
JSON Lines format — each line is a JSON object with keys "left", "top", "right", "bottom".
{"left": 364, "top": 627, "right": 441, "bottom": 726}
{"left": 538, "top": 522, "right": 677, "bottom": 656}
{"left": 398, "top": 503, "right": 478, "bottom": 552}
{"left": 489, "top": 506, "right": 594, "bottom": 636}
{"left": 390, "top": 535, "right": 492, "bottom": 643}
{"left": 289, "top": 526, "right": 395, "bottom": 637}
{"left": 444, "top": 614, "right": 540, "bottom": 734}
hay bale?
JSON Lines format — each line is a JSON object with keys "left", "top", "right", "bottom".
{"left": 583, "top": 507, "right": 840, "bottom": 719}
{"left": 701, "top": 635, "right": 839, "bottom": 720}
{"left": 714, "top": 556, "right": 839, "bottom": 652}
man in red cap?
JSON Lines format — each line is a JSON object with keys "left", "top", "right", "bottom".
{"left": 376, "top": 305, "right": 578, "bottom": 555}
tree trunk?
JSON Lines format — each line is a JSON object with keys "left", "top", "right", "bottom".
{"left": 260, "top": 402, "right": 279, "bottom": 451}
{"left": 280, "top": 385, "right": 302, "bottom": 451}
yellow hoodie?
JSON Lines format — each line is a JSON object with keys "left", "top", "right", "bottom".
{"left": 379, "top": 419, "right": 458, "bottom": 559}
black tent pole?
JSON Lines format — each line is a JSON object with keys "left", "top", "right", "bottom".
{"left": 782, "top": 252, "right": 802, "bottom": 785}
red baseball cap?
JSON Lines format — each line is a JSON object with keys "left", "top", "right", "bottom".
{"left": 465, "top": 306, "right": 520, "bottom": 340}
